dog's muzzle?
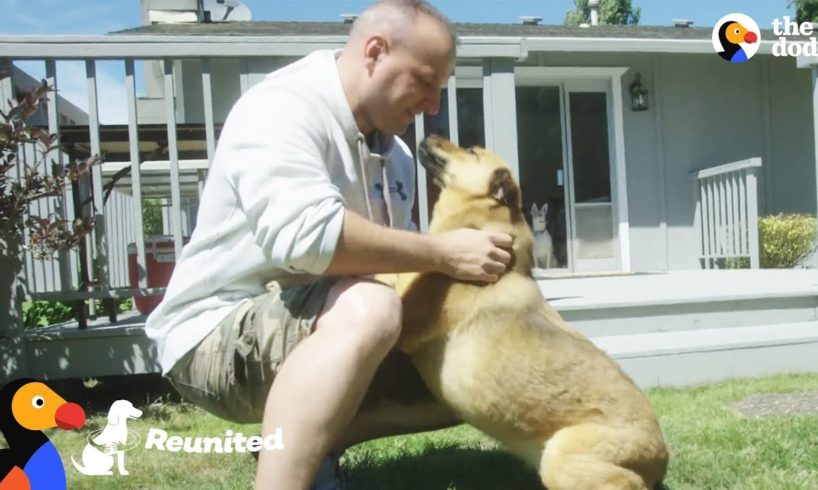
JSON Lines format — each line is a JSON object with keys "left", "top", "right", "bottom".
{"left": 418, "top": 138, "right": 446, "bottom": 180}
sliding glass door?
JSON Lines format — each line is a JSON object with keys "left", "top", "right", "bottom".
{"left": 516, "top": 79, "right": 620, "bottom": 272}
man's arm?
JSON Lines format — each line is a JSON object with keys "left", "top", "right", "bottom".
{"left": 324, "top": 210, "right": 512, "bottom": 282}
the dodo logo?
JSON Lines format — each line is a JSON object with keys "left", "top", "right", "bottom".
{"left": 713, "top": 14, "right": 761, "bottom": 63}
{"left": 0, "top": 378, "right": 86, "bottom": 489}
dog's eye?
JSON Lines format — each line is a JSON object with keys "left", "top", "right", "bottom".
{"left": 32, "top": 396, "right": 45, "bottom": 409}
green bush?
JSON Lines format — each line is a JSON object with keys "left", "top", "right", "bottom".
{"left": 23, "top": 297, "right": 135, "bottom": 329}
{"left": 142, "top": 199, "right": 164, "bottom": 237}
{"left": 759, "top": 213, "right": 817, "bottom": 268}
{"left": 23, "top": 301, "right": 74, "bottom": 329}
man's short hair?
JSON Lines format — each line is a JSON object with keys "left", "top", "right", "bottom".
{"left": 352, "top": 0, "right": 458, "bottom": 50}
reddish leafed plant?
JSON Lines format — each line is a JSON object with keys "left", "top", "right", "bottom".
{"left": 0, "top": 67, "right": 100, "bottom": 259}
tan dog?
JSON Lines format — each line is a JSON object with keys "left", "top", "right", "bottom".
{"left": 388, "top": 135, "right": 668, "bottom": 490}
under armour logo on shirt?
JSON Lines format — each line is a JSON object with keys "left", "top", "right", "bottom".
{"left": 374, "top": 180, "right": 408, "bottom": 201}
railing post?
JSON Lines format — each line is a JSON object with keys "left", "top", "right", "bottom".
{"left": 125, "top": 59, "right": 148, "bottom": 291}
{"left": 691, "top": 175, "right": 703, "bottom": 268}
{"left": 163, "top": 59, "right": 185, "bottom": 260}
{"left": 414, "top": 113, "right": 429, "bottom": 232}
{"left": 86, "top": 59, "right": 109, "bottom": 319}
{"left": 0, "top": 67, "right": 30, "bottom": 384}
{"left": 746, "top": 167, "right": 760, "bottom": 269}
{"left": 46, "top": 59, "right": 77, "bottom": 292}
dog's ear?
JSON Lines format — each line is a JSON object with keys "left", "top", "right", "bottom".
{"left": 490, "top": 168, "right": 518, "bottom": 207}
{"left": 530, "top": 202, "right": 538, "bottom": 214}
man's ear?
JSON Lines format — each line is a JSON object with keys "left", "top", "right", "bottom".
{"left": 490, "top": 168, "right": 518, "bottom": 207}
{"left": 364, "top": 35, "right": 388, "bottom": 66}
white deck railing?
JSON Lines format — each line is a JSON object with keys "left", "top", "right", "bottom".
{"left": 2, "top": 35, "right": 473, "bottom": 330}
{"left": 691, "top": 158, "right": 762, "bottom": 269}
{"left": 1, "top": 37, "right": 358, "bottom": 326}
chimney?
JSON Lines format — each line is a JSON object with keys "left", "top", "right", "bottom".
{"left": 672, "top": 19, "right": 694, "bottom": 28}
{"left": 142, "top": 0, "right": 201, "bottom": 25}
{"left": 340, "top": 13, "right": 358, "bottom": 24}
{"left": 588, "top": 0, "right": 600, "bottom": 26}
{"left": 520, "top": 16, "right": 543, "bottom": 26}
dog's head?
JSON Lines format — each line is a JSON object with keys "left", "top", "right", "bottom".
{"left": 530, "top": 203, "right": 548, "bottom": 234}
{"left": 107, "top": 400, "right": 143, "bottom": 425}
{"left": 419, "top": 134, "right": 533, "bottom": 270}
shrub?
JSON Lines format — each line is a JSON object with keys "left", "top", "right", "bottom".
{"left": 23, "top": 297, "right": 134, "bottom": 329}
{"left": 23, "top": 300, "right": 74, "bottom": 329}
{"left": 759, "top": 213, "right": 817, "bottom": 268}
{"left": 1, "top": 70, "right": 100, "bottom": 258}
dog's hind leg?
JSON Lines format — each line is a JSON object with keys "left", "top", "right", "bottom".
{"left": 541, "top": 455, "right": 646, "bottom": 490}
{"left": 538, "top": 423, "right": 666, "bottom": 490}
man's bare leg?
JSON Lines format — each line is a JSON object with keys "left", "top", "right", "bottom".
{"left": 254, "top": 278, "right": 402, "bottom": 490}
{"left": 333, "top": 349, "right": 460, "bottom": 451}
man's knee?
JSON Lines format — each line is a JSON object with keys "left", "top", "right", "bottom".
{"left": 318, "top": 277, "right": 403, "bottom": 352}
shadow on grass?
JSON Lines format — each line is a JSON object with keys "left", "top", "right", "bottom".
{"left": 344, "top": 447, "right": 674, "bottom": 490}
{"left": 45, "top": 374, "right": 183, "bottom": 417}
{"left": 344, "top": 447, "right": 543, "bottom": 490}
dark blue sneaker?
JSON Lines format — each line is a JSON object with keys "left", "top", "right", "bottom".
{"left": 310, "top": 452, "right": 343, "bottom": 490}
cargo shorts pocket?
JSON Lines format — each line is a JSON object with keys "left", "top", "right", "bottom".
{"left": 168, "top": 352, "right": 237, "bottom": 422}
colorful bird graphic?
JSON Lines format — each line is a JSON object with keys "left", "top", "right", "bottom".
{"left": 0, "top": 378, "right": 86, "bottom": 490}
{"left": 718, "top": 20, "right": 759, "bottom": 63}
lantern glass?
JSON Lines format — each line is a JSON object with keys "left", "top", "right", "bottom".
{"left": 629, "top": 73, "right": 649, "bottom": 111}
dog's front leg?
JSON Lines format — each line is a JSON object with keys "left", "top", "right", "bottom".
{"left": 116, "top": 450, "right": 129, "bottom": 476}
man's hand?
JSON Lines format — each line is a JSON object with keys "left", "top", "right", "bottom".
{"left": 433, "top": 229, "right": 513, "bottom": 283}
{"left": 324, "top": 211, "right": 513, "bottom": 280}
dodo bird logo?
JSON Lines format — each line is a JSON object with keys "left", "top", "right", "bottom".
{"left": 713, "top": 14, "right": 761, "bottom": 63}
{"left": 0, "top": 378, "right": 86, "bottom": 490}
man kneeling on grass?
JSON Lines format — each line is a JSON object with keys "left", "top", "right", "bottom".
{"left": 144, "top": 1, "right": 513, "bottom": 488}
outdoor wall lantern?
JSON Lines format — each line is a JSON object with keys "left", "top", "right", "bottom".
{"left": 629, "top": 72, "right": 649, "bottom": 111}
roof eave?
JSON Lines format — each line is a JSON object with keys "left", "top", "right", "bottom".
{"left": 0, "top": 34, "right": 779, "bottom": 60}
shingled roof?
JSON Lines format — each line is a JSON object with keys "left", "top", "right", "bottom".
{"left": 113, "top": 21, "right": 779, "bottom": 41}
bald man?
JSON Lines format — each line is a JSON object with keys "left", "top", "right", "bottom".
{"left": 144, "top": 1, "right": 512, "bottom": 488}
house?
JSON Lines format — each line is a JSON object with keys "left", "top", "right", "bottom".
{"left": 118, "top": 2, "right": 818, "bottom": 273}
{"left": 1, "top": 2, "right": 816, "bottom": 386}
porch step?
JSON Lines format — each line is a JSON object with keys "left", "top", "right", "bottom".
{"left": 560, "top": 293, "right": 818, "bottom": 337}
{"left": 545, "top": 270, "right": 818, "bottom": 337}
{"left": 590, "top": 321, "right": 818, "bottom": 387}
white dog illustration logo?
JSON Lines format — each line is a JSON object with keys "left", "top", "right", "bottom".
{"left": 71, "top": 400, "right": 142, "bottom": 476}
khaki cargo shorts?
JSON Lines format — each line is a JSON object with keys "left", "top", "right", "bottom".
{"left": 166, "top": 277, "right": 339, "bottom": 424}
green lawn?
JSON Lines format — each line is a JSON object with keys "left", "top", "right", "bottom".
{"left": 16, "top": 373, "right": 818, "bottom": 489}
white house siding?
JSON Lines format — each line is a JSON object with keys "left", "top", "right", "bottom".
{"left": 767, "top": 55, "right": 815, "bottom": 216}
{"left": 541, "top": 51, "right": 814, "bottom": 270}
{"left": 656, "top": 53, "right": 813, "bottom": 270}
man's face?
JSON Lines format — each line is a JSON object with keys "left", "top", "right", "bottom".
{"left": 362, "top": 16, "right": 454, "bottom": 135}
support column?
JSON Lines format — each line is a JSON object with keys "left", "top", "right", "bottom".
{"left": 812, "top": 67, "right": 818, "bottom": 268}
{"left": 482, "top": 58, "right": 519, "bottom": 180}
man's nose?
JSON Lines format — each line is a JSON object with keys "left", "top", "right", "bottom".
{"left": 421, "top": 96, "right": 441, "bottom": 116}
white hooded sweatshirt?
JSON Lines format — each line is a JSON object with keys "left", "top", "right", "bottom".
{"left": 145, "top": 50, "right": 416, "bottom": 375}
